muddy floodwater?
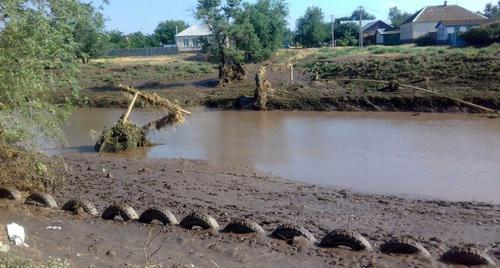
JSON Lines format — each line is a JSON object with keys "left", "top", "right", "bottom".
{"left": 63, "top": 107, "right": 500, "bottom": 203}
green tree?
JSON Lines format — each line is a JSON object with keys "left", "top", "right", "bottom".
{"left": 334, "top": 21, "right": 359, "bottom": 46}
{"left": 389, "top": 7, "right": 412, "bottom": 27}
{"left": 70, "top": 3, "right": 108, "bottom": 63}
{"left": 0, "top": 0, "right": 91, "bottom": 145}
{"left": 483, "top": 1, "right": 500, "bottom": 19}
{"left": 107, "top": 30, "right": 128, "bottom": 49}
{"left": 127, "top": 32, "right": 159, "bottom": 48}
{"left": 154, "top": 20, "right": 188, "bottom": 45}
{"left": 350, "top": 7, "right": 376, "bottom": 20}
{"left": 234, "top": 0, "right": 288, "bottom": 60}
{"left": 295, "top": 6, "right": 329, "bottom": 48}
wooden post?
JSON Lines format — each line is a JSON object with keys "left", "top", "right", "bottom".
{"left": 289, "top": 63, "right": 294, "bottom": 81}
{"left": 122, "top": 92, "right": 138, "bottom": 123}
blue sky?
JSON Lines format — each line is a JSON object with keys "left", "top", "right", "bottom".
{"left": 98, "top": 0, "right": 493, "bottom": 34}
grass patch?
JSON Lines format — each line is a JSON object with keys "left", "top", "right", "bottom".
{"left": 79, "top": 56, "right": 215, "bottom": 90}
{"left": 0, "top": 253, "right": 69, "bottom": 268}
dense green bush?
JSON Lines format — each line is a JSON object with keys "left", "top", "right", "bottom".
{"left": 461, "top": 23, "right": 500, "bottom": 46}
{"left": 415, "top": 33, "right": 436, "bottom": 46}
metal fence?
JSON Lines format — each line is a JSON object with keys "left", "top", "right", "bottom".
{"left": 106, "top": 46, "right": 178, "bottom": 57}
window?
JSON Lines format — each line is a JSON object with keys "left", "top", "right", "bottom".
{"left": 438, "top": 27, "right": 446, "bottom": 39}
{"left": 193, "top": 38, "right": 199, "bottom": 47}
{"left": 183, "top": 39, "right": 189, "bottom": 47}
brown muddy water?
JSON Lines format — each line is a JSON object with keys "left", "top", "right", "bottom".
{"left": 62, "top": 107, "right": 500, "bottom": 203}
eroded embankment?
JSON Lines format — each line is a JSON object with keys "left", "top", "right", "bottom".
{"left": 1, "top": 153, "right": 497, "bottom": 267}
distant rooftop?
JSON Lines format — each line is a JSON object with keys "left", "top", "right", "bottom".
{"left": 340, "top": 20, "right": 391, "bottom": 31}
{"left": 175, "top": 24, "right": 212, "bottom": 37}
{"left": 402, "top": 4, "right": 487, "bottom": 25}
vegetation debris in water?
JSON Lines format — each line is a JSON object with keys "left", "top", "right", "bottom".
{"left": 95, "top": 85, "right": 188, "bottom": 153}
{"left": 94, "top": 120, "right": 151, "bottom": 153}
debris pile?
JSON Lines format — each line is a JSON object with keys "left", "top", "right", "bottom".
{"left": 95, "top": 85, "right": 189, "bottom": 153}
{"left": 254, "top": 66, "right": 273, "bottom": 110}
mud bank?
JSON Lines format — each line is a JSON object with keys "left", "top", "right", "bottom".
{"left": 2, "top": 153, "right": 499, "bottom": 267}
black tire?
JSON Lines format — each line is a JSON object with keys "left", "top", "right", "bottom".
{"left": 222, "top": 219, "right": 265, "bottom": 235}
{"left": 0, "top": 186, "right": 22, "bottom": 200}
{"left": 179, "top": 212, "right": 219, "bottom": 231}
{"left": 441, "top": 246, "right": 496, "bottom": 266}
{"left": 101, "top": 204, "right": 138, "bottom": 221}
{"left": 380, "top": 236, "right": 431, "bottom": 258}
{"left": 61, "top": 199, "right": 99, "bottom": 217}
{"left": 139, "top": 207, "right": 178, "bottom": 225}
{"left": 319, "top": 229, "right": 372, "bottom": 251}
{"left": 271, "top": 224, "right": 316, "bottom": 242}
{"left": 24, "top": 192, "right": 58, "bottom": 208}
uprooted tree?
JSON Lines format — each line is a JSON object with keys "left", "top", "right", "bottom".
{"left": 95, "top": 85, "right": 190, "bottom": 153}
{"left": 195, "top": 0, "right": 288, "bottom": 85}
{"left": 254, "top": 66, "right": 273, "bottom": 110}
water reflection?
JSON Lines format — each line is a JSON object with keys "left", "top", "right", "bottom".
{"left": 63, "top": 108, "right": 500, "bottom": 203}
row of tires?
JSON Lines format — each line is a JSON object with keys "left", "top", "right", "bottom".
{"left": 0, "top": 187, "right": 496, "bottom": 266}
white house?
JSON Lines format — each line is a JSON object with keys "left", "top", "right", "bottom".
{"left": 175, "top": 24, "right": 212, "bottom": 52}
{"left": 436, "top": 20, "right": 485, "bottom": 46}
{"left": 400, "top": 1, "right": 487, "bottom": 43}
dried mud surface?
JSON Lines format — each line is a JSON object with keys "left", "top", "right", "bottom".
{"left": 1, "top": 153, "right": 499, "bottom": 267}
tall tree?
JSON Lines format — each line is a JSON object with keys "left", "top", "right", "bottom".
{"left": 350, "top": 7, "right": 376, "bottom": 20}
{"left": 70, "top": 3, "right": 108, "bottom": 63}
{"left": 107, "top": 30, "right": 128, "bottom": 49}
{"left": 483, "top": 1, "right": 500, "bottom": 19}
{"left": 196, "top": 0, "right": 245, "bottom": 84}
{"left": 333, "top": 21, "right": 359, "bottom": 46}
{"left": 0, "top": 0, "right": 96, "bottom": 145}
{"left": 154, "top": 20, "right": 188, "bottom": 45}
{"left": 295, "top": 6, "right": 329, "bottom": 48}
{"left": 196, "top": 0, "right": 288, "bottom": 82}
{"left": 389, "top": 7, "right": 412, "bottom": 27}
{"left": 234, "top": 0, "right": 288, "bottom": 60}
{"left": 127, "top": 32, "right": 159, "bottom": 48}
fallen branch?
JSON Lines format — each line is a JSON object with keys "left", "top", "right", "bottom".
{"left": 327, "top": 78, "right": 498, "bottom": 114}
{"left": 118, "top": 84, "right": 191, "bottom": 115}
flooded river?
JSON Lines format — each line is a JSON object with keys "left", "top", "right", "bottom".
{"left": 63, "top": 108, "right": 500, "bottom": 203}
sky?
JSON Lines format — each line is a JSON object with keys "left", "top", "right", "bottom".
{"left": 98, "top": 0, "right": 494, "bottom": 34}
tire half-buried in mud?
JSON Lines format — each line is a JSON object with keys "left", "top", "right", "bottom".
{"left": 179, "top": 212, "right": 219, "bottom": 231}
{"left": 222, "top": 219, "right": 266, "bottom": 235}
{"left": 319, "top": 229, "right": 372, "bottom": 251}
{"left": 441, "top": 246, "right": 496, "bottom": 266}
{"left": 138, "top": 207, "right": 178, "bottom": 225}
{"left": 101, "top": 204, "right": 139, "bottom": 221}
{"left": 0, "top": 186, "right": 22, "bottom": 200}
{"left": 24, "top": 192, "right": 58, "bottom": 208}
{"left": 271, "top": 224, "right": 316, "bottom": 242}
{"left": 380, "top": 236, "right": 431, "bottom": 258}
{"left": 61, "top": 199, "right": 99, "bottom": 217}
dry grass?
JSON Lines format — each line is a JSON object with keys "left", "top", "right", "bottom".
{"left": 92, "top": 54, "right": 195, "bottom": 67}
{"left": 0, "top": 142, "right": 67, "bottom": 193}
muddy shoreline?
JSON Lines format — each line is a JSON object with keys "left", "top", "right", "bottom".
{"left": 2, "top": 153, "right": 498, "bottom": 267}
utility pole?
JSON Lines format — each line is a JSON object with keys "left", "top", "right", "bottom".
{"left": 331, "top": 15, "right": 335, "bottom": 47}
{"left": 359, "top": 6, "right": 363, "bottom": 48}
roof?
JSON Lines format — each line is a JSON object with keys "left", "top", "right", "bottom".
{"left": 377, "top": 29, "right": 401, "bottom": 35}
{"left": 340, "top": 20, "right": 392, "bottom": 31}
{"left": 436, "top": 19, "right": 489, "bottom": 28}
{"left": 175, "top": 24, "right": 212, "bottom": 37}
{"left": 361, "top": 20, "right": 392, "bottom": 32}
{"left": 402, "top": 4, "right": 487, "bottom": 25}
{"left": 340, "top": 20, "right": 377, "bottom": 28}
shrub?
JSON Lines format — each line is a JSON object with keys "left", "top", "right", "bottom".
{"left": 415, "top": 33, "right": 436, "bottom": 46}
{"left": 461, "top": 23, "right": 500, "bottom": 47}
